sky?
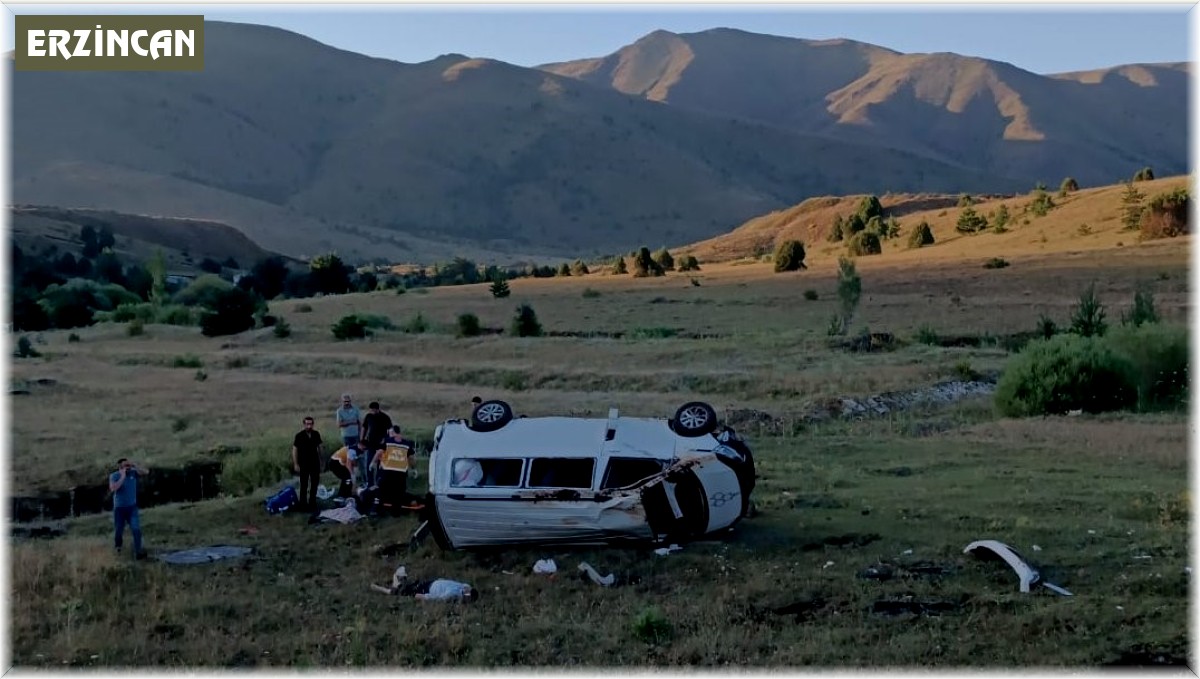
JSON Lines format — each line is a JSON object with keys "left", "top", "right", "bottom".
{"left": 1, "top": 3, "right": 1194, "bottom": 75}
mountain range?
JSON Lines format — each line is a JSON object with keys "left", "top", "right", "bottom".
{"left": 10, "top": 22, "right": 1189, "bottom": 263}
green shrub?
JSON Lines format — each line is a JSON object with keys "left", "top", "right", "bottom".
{"left": 632, "top": 247, "right": 664, "bottom": 278}
{"left": 983, "top": 257, "right": 1010, "bottom": 270}
{"left": 221, "top": 437, "right": 293, "bottom": 496}
{"left": 199, "top": 287, "right": 260, "bottom": 337}
{"left": 172, "top": 354, "right": 203, "bottom": 369}
{"left": 295, "top": 303, "right": 314, "bottom": 313}
{"left": 629, "top": 327, "right": 677, "bottom": 339}
{"left": 490, "top": 277, "right": 512, "bottom": 298}
{"left": 67, "top": 333, "right": 81, "bottom": 343}
{"left": 273, "top": 318, "right": 292, "bottom": 338}
{"left": 653, "top": 249, "right": 675, "bottom": 271}
{"left": 907, "top": 221, "right": 935, "bottom": 248}
{"left": 1069, "top": 284, "right": 1107, "bottom": 337}
{"left": 1036, "top": 314, "right": 1058, "bottom": 339}
{"left": 456, "top": 312, "right": 482, "bottom": 338}
{"left": 677, "top": 255, "right": 700, "bottom": 272}
{"left": 1104, "top": 324, "right": 1188, "bottom": 412}
{"left": 359, "top": 314, "right": 395, "bottom": 330}
{"left": 511, "top": 304, "right": 543, "bottom": 337}
{"left": 773, "top": 240, "right": 807, "bottom": 272}
{"left": 194, "top": 369, "right": 208, "bottom": 382}
{"left": 955, "top": 207, "right": 987, "bottom": 234}
{"left": 332, "top": 314, "right": 369, "bottom": 340}
{"left": 1122, "top": 286, "right": 1159, "bottom": 328}
{"left": 402, "top": 313, "right": 429, "bottom": 334}
{"left": 846, "top": 231, "right": 881, "bottom": 257}
{"left": 127, "top": 319, "right": 145, "bottom": 336}
{"left": 225, "top": 356, "right": 250, "bottom": 369}
{"left": 631, "top": 607, "right": 672, "bottom": 645}
{"left": 1139, "top": 188, "right": 1189, "bottom": 240}
{"left": 994, "top": 335, "right": 1137, "bottom": 416}
{"left": 915, "top": 325, "right": 938, "bottom": 345}
{"left": 803, "top": 289, "right": 818, "bottom": 301}
{"left": 14, "top": 336, "right": 40, "bottom": 358}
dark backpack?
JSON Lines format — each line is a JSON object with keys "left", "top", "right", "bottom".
{"left": 265, "top": 485, "right": 298, "bottom": 514}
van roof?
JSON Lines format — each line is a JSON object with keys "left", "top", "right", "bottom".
{"left": 436, "top": 416, "right": 714, "bottom": 460}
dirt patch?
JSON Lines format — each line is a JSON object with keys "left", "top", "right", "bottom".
{"left": 801, "top": 533, "right": 881, "bottom": 551}
{"left": 871, "top": 595, "right": 967, "bottom": 617}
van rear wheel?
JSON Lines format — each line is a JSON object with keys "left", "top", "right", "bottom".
{"left": 673, "top": 401, "right": 718, "bottom": 437}
{"left": 470, "top": 400, "right": 514, "bottom": 432}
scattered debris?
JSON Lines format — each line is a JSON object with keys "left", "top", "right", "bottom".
{"left": 964, "top": 540, "right": 1040, "bottom": 593}
{"left": 578, "top": 562, "right": 615, "bottom": 587}
{"left": 237, "top": 526, "right": 259, "bottom": 536}
{"left": 871, "top": 595, "right": 965, "bottom": 617}
{"left": 316, "top": 485, "right": 336, "bottom": 500}
{"left": 1031, "top": 545, "right": 1042, "bottom": 552}
{"left": 654, "top": 544, "right": 682, "bottom": 556}
{"left": 392, "top": 566, "right": 408, "bottom": 588}
{"left": 1087, "top": 530, "right": 1097, "bottom": 535}
{"left": 857, "top": 560, "right": 955, "bottom": 582}
{"left": 159, "top": 545, "right": 253, "bottom": 565}
{"left": 1043, "top": 583, "right": 1074, "bottom": 596}
{"left": 901, "top": 549, "right": 914, "bottom": 556}
{"left": 822, "top": 561, "right": 835, "bottom": 569}
{"left": 1133, "top": 555, "right": 1153, "bottom": 560}
{"left": 533, "top": 558, "right": 558, "bottom": 575}
{"left": 771, "top": 597, "right": 827, "bottom": 620}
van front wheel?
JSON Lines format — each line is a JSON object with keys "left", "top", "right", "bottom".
{"left": 471, "top": 400, "right": 514, "bottom": 432}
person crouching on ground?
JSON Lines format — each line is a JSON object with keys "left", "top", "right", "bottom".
{"left": 327, "top": 441, "right": 363, "bottom": 498}
{"left": 291, "top": 416, "right": 325, "bottom": 510}
{"left": 109, "top": 458, "right": 148, "bottom": 560}
{"left": 370, "top": 425, "right": 423, "bottom": 512}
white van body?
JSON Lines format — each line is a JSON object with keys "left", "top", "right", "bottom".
{"left": 424, "top": 403, "right": 755, "bottom": 549}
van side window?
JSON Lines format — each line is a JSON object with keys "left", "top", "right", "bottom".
{"left": 528, "top": 458, "right": 595, "bottom": 489}
{"left": 451, "top": 458, "right": 524, "bottom": 487}
{"left": 601, "top": 458, "right": 666, "bottom": 489}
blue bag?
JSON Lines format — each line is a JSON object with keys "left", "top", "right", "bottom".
{"left": 265, "top": 485, "right": 298, "bottom": 514}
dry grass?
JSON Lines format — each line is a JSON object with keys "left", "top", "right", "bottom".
{"left": 686, "top": 175, "right": 1192, "bottom": 264}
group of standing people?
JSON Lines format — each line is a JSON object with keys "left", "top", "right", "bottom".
{"left": 290, "top": 393, "right": 421, "bottom": 512}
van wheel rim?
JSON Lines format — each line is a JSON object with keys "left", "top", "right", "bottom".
{"left": 679, "top": 407, "right": 709, "bottom": 429}
{"left": 477, "top": 404, "right": 507, "bottom": 423}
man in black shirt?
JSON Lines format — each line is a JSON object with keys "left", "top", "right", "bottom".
{"left": 291, "top": 416, "right": 324, "bottom": 510}
{"left": 360, "top": 401, "right": 393, "bottom": 486}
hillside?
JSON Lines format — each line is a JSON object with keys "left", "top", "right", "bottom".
{"left": 11, "top": 22, "right": 1024, "bottom": 265}
{"left": 542, "top": 28, "right": 1189, "bottom": 187}
{"left": 10, "top": 205, "right": 282, "bottom": 274}
{"left": 682, "top": 175, "right": 1192, "bottom": 263}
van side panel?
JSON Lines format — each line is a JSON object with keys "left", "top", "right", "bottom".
{"left": 437, "top": 495, "right": 653, "bottom": 547}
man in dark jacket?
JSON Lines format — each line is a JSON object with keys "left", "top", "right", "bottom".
{"left": 360, "top": 402, "right": 392, "bottom": 486}
{"left": 109, "top": 458, "right": 148, "bottom": 559}
{"left": 291, "top": 416, "right": 325, "bottom": 510}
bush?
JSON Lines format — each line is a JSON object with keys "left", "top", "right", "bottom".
{"left": 194, "top": 369, "right": 207, "bottom": 382}
{"left": 629, "top": 327, "right": 677, "bottom": 339}
{"left": 846, "top": 231, "right": 881, "bottom": 256}
{"left": 456, "top": 313, "right": 482, "bottom": 338}
{"left": 511, "top": 304, "right": 543, "bottom": 337}
{"left": 653, "top": 248, "right": 675, "bottom": 272}
{"left": 677, "top": 255, "right": 700, "bottom": 272}
{"left": 1133, "top": 166, "right": 1155, "bottom": 182}
{"left": 173, "top": 274, "right": 234, "bottom": 309}
{"left": 67, "top": 333, "right": 80, "bottom": 343}
{"left": 907, "top": 221, "right": 935, "bottom": 248}
{"left": 915, "top": 325, "right": 938, "bottom": 345}
{"left": 1120, "top": 182, "right": 1145, "bottom": 231}
{"left": 490, "top": 277, "right": 511, "bottom": 298}
{"left": 295, "top": 303, "right": 313, "bottom": 313}
{"left": 983, "top": 257, "right": 1010, "bottom": 269}
{"left": 1069, "top": 284, "right": 1107, "bottom": 338}
{"left": 14, "top": 336, "right": 40, "bottom": 358}
{"left": 1036, "top": 314, "right": 1058, "bottom": 339}
{"left": 803, "top": 289, "right": 818, "bottom": 301}
{"left": 357, "top": 314, "right": 394, "bottom": 331}
{"left": 332, "top": 314, "right": 370, "bottom": 340}
{"left": 611, "top": 258, "right": 628, "bottom": 275}
{"left": 632, "top": 248, "right": 664, "bottom": 278}
{"left": 221, "top": 437, "right": 293, "bottom": 496}
{"left": 632, "top": 607, "right": 672, "bottom": 645}
{"left": 955, "top": 207, "right": 987, "bottom": 234}
{"left": 1104, "top": 324, "right": 1188, "bottom": 412}
{"left": 1060, "top": 177, "right": 1079, "bottom": 194}
{"left": 994, "top": 334, "right": 1137, "bottom": 416}
{"left": 402, "top": 313, "right": 429, "bottom": 334}
{"left": 1139, "top": 188, "right": 1189, "bottom": 240}
{"left": 1121, "top": 286, "right": 1159, "bottom": 328}
{"left": 199, "top": 287, "right": 260, "bottom": 337}
{"left": 273, "top": 318, "right": 291, "bottom": 338}
{"left": 571, "top": 260, "right": 590, "bottom": 276}
{"left": 556, "top": 263, "right": 571, "bottom": 277}
{"left": 773, "top": 240, "right": 807, "bottom": 272}
{"left": 172, "top": 354, "right": 203, "bottom": 369}
{"left": 127, "top": 319, "right": 145, "bottom": 336}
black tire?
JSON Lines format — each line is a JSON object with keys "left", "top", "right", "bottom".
{"left": 672, "top": 401, "right": 718, "bottom": 437}
{"left": 470, "top": 399, "right": 514, "bottom": 432}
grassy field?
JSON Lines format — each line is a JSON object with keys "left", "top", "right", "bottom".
{"left": 7, "top": 236, "right": 1191, "bottom": 667}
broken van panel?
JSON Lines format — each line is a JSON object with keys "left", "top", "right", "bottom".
{"left": 422, "top": 400, "right": 755, "bottom": 549}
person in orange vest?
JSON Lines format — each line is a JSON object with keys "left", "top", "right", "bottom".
{"left": 327, "top": 441, "right": 364, "bottom": 498}
{"left": 369, "top": 425, "right": 423, "bottom": 511}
